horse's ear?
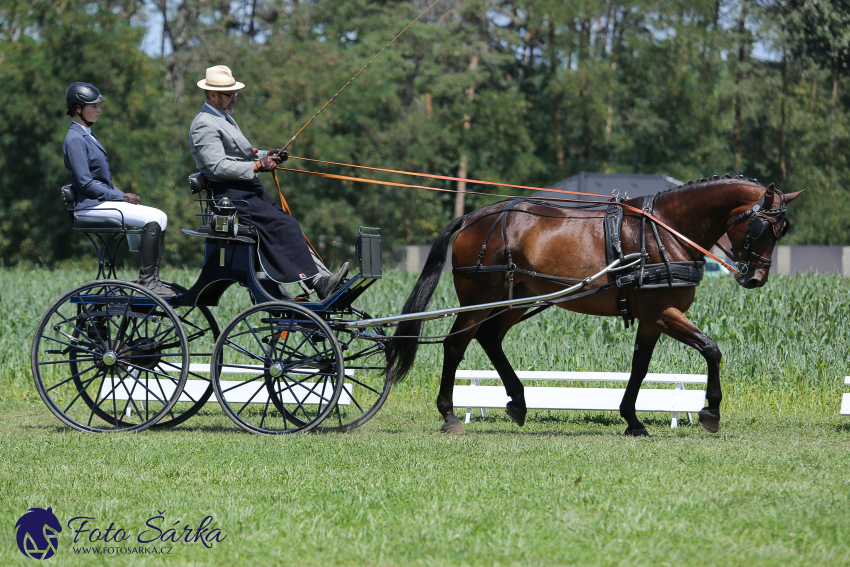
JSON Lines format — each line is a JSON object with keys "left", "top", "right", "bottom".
{"left": 784, "top": 189, "right": 805, "bottom": 204}
{"left": 764, "top": 183, "right": 775, "bottom": 200}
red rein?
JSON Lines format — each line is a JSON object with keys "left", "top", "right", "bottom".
{"left": 276, "top": 158, "right": 739, "bottom": 274}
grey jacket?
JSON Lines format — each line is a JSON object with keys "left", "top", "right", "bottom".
{"left": 189, "top": 105, "right": 268, "bottom": 181}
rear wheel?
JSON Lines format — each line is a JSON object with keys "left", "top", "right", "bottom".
{"left": 31, "top": 280, "right": 189, "bottom": 432}
{"left": 211, "top": 301, "right": 344, "bottom": 435}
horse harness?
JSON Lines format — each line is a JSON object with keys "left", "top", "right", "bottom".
{"left": 452, "top": 196, "right": 705, "bottom": 328}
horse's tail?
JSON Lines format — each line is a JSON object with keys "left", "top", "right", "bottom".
{"left": 386, "top": 215, "right": 466, "bottom": 383}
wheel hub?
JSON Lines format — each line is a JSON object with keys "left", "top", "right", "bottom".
{"left": 269, "top": 363, "right": 284, "bottom": 378}
{"left": 102, "top": 351, "right": 118, "bottom": 366}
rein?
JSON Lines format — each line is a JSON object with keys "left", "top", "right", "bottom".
{"left": 275, "top": 162, "right": 740, "bottom": 274}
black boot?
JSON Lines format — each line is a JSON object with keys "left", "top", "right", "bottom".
{"left": 138, "top": 222, "right": 176, "bottom": 298}
{"left": 313, "top": 262, "right": 349, "bottom": 300}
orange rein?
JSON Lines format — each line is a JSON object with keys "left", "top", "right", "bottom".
{"left": 275, "top": 159, "right": 739, "bottom": 274}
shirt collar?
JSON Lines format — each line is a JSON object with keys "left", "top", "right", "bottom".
{"left": 204, "top": 102, "right": 237, "bottom": 125}
{"left": 71, "top": 121, "right": 91, "bottom": 135}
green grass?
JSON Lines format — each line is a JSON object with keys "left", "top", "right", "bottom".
{"left": 2, "top": 267, "right": 850, "bottom": 565}
{"left": 2, "top": 400, "right": 849, "bottom": 566}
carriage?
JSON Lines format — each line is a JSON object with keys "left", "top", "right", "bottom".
{"left": 30, "top": 174, "right": 393, "bottom": 435}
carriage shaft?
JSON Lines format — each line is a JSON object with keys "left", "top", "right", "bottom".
{"left": 343, "top": 254, "right": 642, "bottom": 329}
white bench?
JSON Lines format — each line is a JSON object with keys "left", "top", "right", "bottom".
{"left": 840, "top": 377, "right": 850, "bottom": 416}
{"left": 100, "top": 364, "right": 353, "bottom": 415}
{"left": 453, "top": 370, "right": 707, "bottom": 428}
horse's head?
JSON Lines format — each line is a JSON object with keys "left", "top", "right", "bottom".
{"left": 724, "top": 183, "right": 803, "bottom": 288}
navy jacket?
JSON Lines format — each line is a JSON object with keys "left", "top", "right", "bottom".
{"left": 63, "top": 122, "right": 124, "bottom": 210}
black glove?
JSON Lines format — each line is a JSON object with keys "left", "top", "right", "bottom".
{"left": 123, "top": 193, "right": 141, "bottom": 205}
{"left": 269, "top": 149, "right": 289, "bottom": 163}
{"left": 256, "top": 156, "right": 278, "bottom": 172}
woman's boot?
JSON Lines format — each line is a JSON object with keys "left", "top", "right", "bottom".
{"left": 138, "top": 222, "right": 176, "bottom": 297}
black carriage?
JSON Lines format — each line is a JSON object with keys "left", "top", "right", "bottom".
{"left": 31, "top": 176, "right": 390, "bottom": 435}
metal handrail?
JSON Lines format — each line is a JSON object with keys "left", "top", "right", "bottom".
{"left": 342, "top": 253, "right": 643, "bottom": 329}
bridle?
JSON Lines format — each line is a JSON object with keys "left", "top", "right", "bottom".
{"left": 724, "top": 188, "right": 789, "bottom": 281}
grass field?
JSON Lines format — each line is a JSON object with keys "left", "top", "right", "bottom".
{"left": 2, "top": 267, "right": 849, "bottom": 566}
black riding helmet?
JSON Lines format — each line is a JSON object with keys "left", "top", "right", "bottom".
{"left": 65, "top": 82, "right": 105, "bottom": 125}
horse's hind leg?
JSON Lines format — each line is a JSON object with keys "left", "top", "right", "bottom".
{"left": 474, "top": 311, "right": 528, "bottom": 426}
{"left": 437, "top": 310, "right": 492, "bottom": 434}
{"left": 620, "top": 322, "right": 662, "bottom": 437}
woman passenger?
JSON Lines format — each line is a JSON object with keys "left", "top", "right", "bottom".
{"left": 62, "top": 82, "right": 174, "bottom": 297}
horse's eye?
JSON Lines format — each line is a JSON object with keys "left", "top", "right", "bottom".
{"left": 781, "top": 220, "right": 791, "bottom": 237}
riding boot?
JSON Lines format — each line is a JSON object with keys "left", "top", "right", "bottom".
{"left": 313, "top": 262, "right": 350, "bottom": 300}
{"left": 138, "top": 222, "right": 176, "bottom": 298}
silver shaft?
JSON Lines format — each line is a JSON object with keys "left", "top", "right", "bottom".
{"left": 344, "top": 253, "right": 642, "bottom": 329}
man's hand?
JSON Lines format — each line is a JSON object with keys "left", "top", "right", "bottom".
{"left": 123, "top": 193, "right": 141, "bottom": 205}
{"left": 269, "top": 149, "right": 289, "bottom": 163}
{"left": 255, "top": 156, "right": 279, "bottom": 173}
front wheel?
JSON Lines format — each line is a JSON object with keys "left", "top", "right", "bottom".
{"left": 211, "top": 301, "right": 344, "bottom": 435}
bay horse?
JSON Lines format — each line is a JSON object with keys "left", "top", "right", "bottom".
{"left": 386, "top": 175, "right": 802, "bottom": 436}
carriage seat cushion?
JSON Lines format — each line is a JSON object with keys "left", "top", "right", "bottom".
{"left": 72, "top": 215, "right": 125, "bottom": 230}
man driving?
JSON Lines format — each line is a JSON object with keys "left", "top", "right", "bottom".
{"left": 189, "top": 65, "right": 347, "bottom": 299}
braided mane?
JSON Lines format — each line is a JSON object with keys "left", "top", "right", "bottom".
{"left": 660, "top": 173, "right": 765, "bottom": 195}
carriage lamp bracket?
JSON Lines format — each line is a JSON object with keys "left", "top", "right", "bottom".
{"left": 194, "top": 197, "right": 253, "bottom": 235}
{"left": 209, "top": 197, "right": 239, "bottom": 236}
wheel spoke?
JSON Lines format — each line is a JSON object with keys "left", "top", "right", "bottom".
{"left": 220, "top": 373, "right": 265, "bottom": 394}
{"left": 46, "top": 362, "right": 102, "bottom": 392}
{"left": 62, "top": 370, "right": 106, "bottom": 414}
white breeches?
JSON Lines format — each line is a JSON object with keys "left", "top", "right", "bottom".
{"left": 75, "top": 202, "right": 168, "bottom": 231}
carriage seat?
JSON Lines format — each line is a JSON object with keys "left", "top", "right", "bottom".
{"left": 60, "top": 184, "right": 132, "bottom": 233}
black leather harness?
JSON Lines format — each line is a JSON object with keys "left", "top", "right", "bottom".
{"left": 451, "top": 195, "right": 705, "bottom": 327}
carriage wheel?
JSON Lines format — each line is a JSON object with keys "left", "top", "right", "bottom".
{"left": 211, "top": 301, "right": 344, "bottom": 435}
{"left": 320, "top": 307, "right": 391, "bottom": 432}
{"left": 31, "top": 280, "right": 189, "bottom": 432}
{"left": 149, "top": 282, "right": 220, "bottom": 428}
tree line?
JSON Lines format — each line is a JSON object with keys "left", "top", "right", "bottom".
{"left": 1, "top": 0, "right": 849, "bottom": 268}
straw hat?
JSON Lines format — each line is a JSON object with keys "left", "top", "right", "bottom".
{"left": 196, "top": 65, "right": 245, "bottom": 91}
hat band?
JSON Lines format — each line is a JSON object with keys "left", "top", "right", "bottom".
{"left": 207, "top": 80, "right": 237, "bottom": 88}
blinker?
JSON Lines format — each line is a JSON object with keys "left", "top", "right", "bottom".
{"left": 749, "top": 216, "right": 766, "bottom": 239}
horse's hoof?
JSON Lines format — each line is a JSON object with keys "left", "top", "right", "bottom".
{"left": 505, "top": 402, "right": 526, "bottom": 427}
{"left": 698, "top": 409, "right": 720, "bottom": 433}
{"left": 624, "top": 427, "right": 650, "bottom": 437}
{"left": 440, "top": 422, "right": 466, "bottom": 434}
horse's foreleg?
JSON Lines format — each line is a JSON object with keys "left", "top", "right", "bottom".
{"left": 620, "top": 323, "right": 661, "bottom": 436}
{"left": 475, "top": 312, "right": 527, "bottom": 426}
{"left": 655, "top": 307, "right": 723, "bottom": 433}
{"left": 437, "top": 311, "right": 490, "bottom": 434}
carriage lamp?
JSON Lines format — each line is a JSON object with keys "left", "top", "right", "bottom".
{"left": 211, "top": 197, "right": 239, "bottom": 236}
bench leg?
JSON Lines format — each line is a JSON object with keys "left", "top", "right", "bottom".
{"left": 671, "top": 412, "right": 679, "bottom": 428}
{"left": 481, "top": 408, "right": 489, "bottom": 419}
{"left": 465, "top": 407, "right": 471, "bottom": 424}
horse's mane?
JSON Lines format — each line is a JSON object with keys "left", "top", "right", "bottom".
{"left": 658, "top": 173, "right": 766, "bottom": 197}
